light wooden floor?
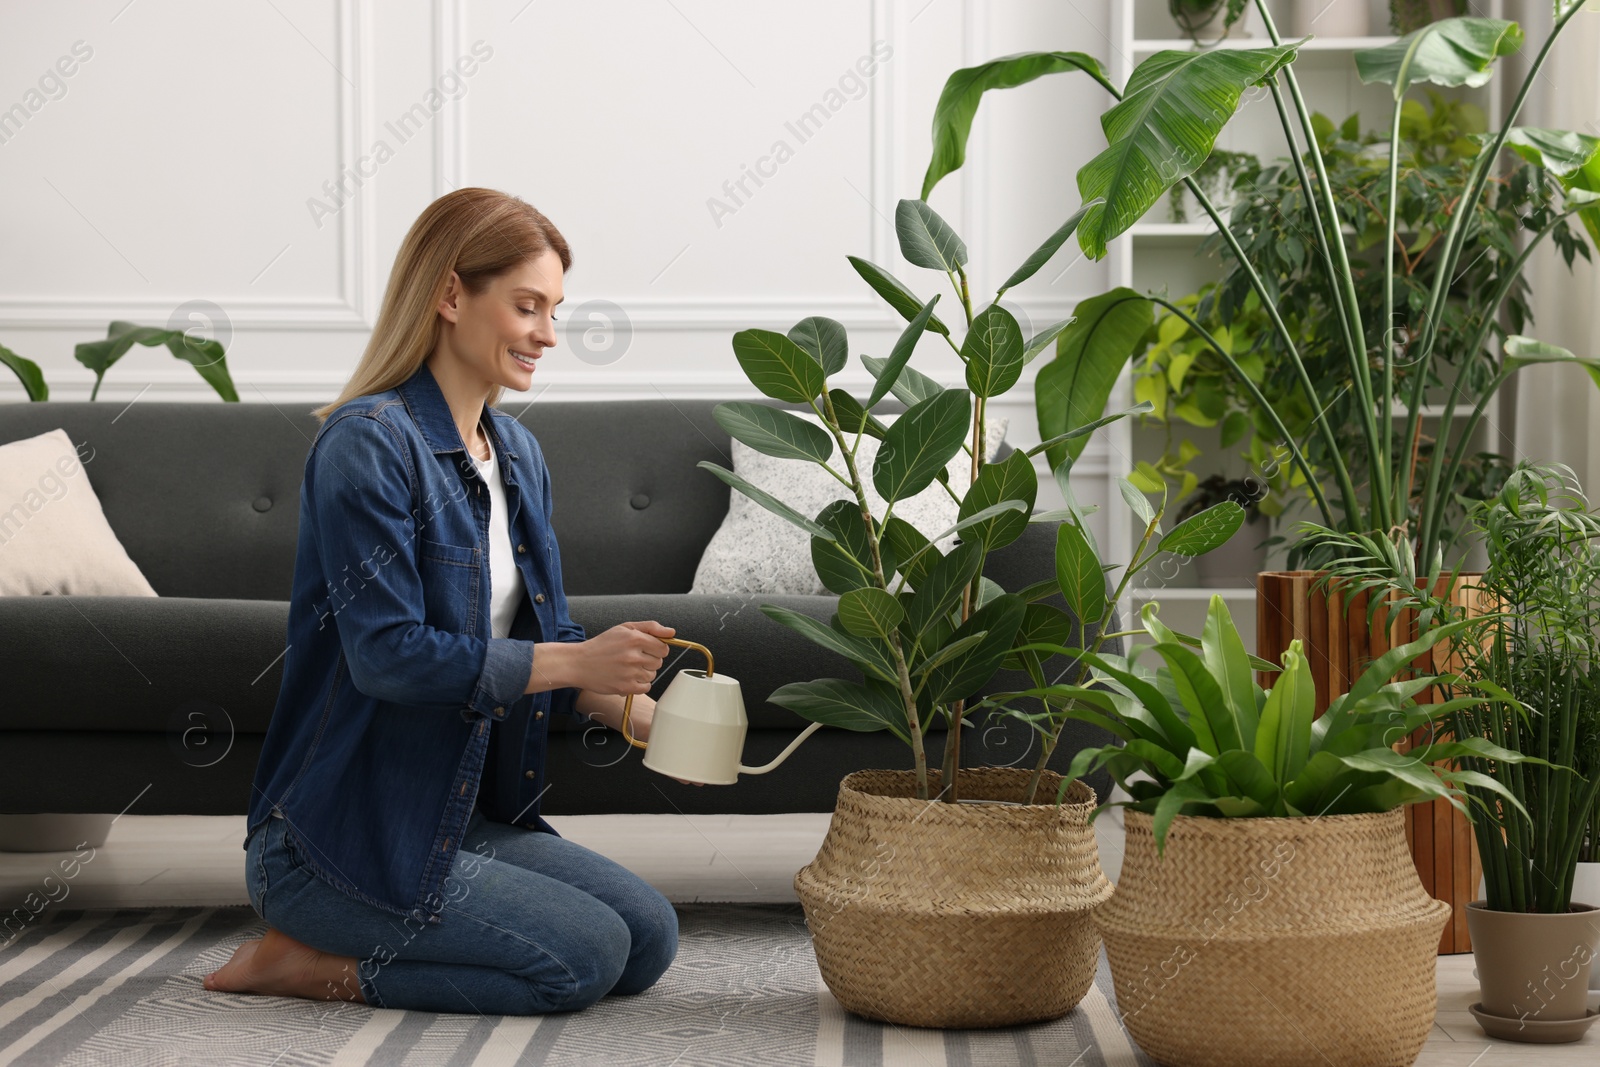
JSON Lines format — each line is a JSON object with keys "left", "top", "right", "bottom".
{"left": 1, "top": 811, "right": 1594, "bottom": 1064}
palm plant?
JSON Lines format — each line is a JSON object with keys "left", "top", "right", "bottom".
{"left": 919, "top": 2, "right": 1600, "bottom": 573}
{"left": 1314, "top": 464, "right": 1600, "bottom": 912}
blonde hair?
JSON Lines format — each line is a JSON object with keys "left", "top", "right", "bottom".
{"left": 310, "top": 187, "right": 572, "bottom": 423}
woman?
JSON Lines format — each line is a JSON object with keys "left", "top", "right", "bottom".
{"left": 205, "top": 188, "right": 692, "bottom": 1014}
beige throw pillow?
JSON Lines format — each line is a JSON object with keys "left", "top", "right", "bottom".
{"left": 690, "top": 413, "right": 1009, "bottom": 596}
{"left": 0, "top": 427, "right": 158, "bottom": 596}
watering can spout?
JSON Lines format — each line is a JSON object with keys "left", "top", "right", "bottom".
{"left": 619, "top": 637, "right": 826, "bottom": 785}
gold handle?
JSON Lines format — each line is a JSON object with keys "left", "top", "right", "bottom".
{"left": 620, "top": 637, "right": 713, "bottom": 749}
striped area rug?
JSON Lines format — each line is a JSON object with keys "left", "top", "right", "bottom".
{"left": 0, "top": 903, "right": 1155, "bottom": 1066}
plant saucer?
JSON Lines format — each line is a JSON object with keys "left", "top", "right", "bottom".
{"left": 1468, "top": 1002, "right": 1600, "bottom": 1044}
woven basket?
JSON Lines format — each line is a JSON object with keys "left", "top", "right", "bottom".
{"left": 1099, "top": 808, "right": 1451, "bottom": 1067}
{"left": 793, "top": 767, "right": 1113, "bottom": 1029}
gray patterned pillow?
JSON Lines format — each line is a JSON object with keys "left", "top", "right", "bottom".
{"left": 690, "top": 414, "right": 1009, "bottom": 596}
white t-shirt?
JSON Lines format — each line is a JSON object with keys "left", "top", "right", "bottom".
{"left": 470, "top": 433, "right": 526, "bottom": 639}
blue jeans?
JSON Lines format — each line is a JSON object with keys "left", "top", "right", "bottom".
{"left": 245, "top": 808, "right": 679, "bottom": 1013}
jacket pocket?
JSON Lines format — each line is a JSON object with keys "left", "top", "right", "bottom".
{"left": 418, "top": 538, "right": 479, "bottom": 635}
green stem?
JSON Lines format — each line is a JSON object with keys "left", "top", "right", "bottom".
{"left": 817, "top": 388, "right": 930, "bottom": 799}
{"left": 1150, "top": 296, "right": 1334, "bottom": 526}
{"left": 1184, "top": 173, "right": 1361, "bottom": 526}
{"left": 1254, "top": 0, "right": 1383, "bottom": 531}
{"left": 1401, "top": 1, "right": 1584, "bottom": 547}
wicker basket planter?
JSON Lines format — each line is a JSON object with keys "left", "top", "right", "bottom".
{"left": 793, "top": 767, "right": 1113, "bottom": 1028}
{"left": 1098, "top": 808, "right": 1451, "bottom": 1067}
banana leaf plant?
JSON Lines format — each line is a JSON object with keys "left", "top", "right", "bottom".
{"left": 0, "top": 321, "right": 238, "bottom": 402}
{"left": 700, "top": 203, "right": 1248, "bottom": 803}
{"left": 920, "top": 0, "right": 1600, "bottom": 572}
{"left": 972, "top": 594, "right": 1542, "bottom": 852}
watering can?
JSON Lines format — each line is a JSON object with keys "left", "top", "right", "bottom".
{"left": 620, "top": 638, "right": 825, "bottom": 785}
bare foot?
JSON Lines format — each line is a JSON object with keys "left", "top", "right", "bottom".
{"left": 204, "top": 926, "right": 367, "bottom": 1003}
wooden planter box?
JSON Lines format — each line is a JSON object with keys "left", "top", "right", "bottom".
{"left": 1256, "top": 570, "right": 1490, "bottom": 954}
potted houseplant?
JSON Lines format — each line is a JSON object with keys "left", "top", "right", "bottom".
{"left": 1170, "top": 0, "right": 1253, "bottom": 43}
{"left": 973, "top": 593, "right": 1537, "bottom": 1067}
{"left": 702, "top": 197, "right": 1248, "bottom": 1026}
{"left": 1315, "top": 463, "right": 1600, "bottom": 1037}
{"left": 917, "top": 1, "right": 1600, "bottom": 944}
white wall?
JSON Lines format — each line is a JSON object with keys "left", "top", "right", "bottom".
{"left": 0, "top": 0, "right": 1118, "bottom": 521}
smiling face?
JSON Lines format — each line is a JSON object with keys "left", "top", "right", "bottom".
{"left": 431, "top": 247, "right": 565, "bottom": 394}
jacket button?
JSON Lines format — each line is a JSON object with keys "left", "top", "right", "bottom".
{"left": 524, "top": 769, "right": 536, "bottom": 779}
{"left": 630, "top": 493, "right": 650, "bottom": 510}
{"left": 534, "top": 593, "right": 546, "bottom": 604}
{"left": 493, "top": 706, "right": 505, "bottom": 717}
{"left": 535, "top": 710, "right": 544, "bottom": 719}
{"left": 517, "top": 543, "right": 526, "bottom": 553}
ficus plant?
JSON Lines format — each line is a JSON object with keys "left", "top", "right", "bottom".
{"left": 973, "top": 594, "right": 1540, "bottom": 852}
{"left": 919, "top": 1, "right": 1600, "bottom": 574}
{"left": 699, "top": 200, "right": 1248, "bottom": 804}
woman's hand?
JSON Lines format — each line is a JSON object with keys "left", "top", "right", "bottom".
{"left": 620, "top": 694, "right": 703, "bottom": 788}
{"left": 571, "top": 620, "right": 675, "bottom": 695}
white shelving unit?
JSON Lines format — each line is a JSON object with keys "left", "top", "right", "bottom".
{"left": 1102, "top": 0, "right": 1505, "bottom": 649}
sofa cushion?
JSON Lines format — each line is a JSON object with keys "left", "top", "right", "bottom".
{"left": 0, "top": 427, "right": 157, "bottom": 597}
{"left": 688, "top": 414, "right": 1007, "bottom": 596}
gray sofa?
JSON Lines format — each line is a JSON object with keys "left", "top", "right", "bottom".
{"left": 0, "top": 397, "right": 1114, "bottom": 819}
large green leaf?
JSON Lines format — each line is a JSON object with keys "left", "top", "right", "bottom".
{"left": 873, "top": 388, "right": 971, "bottom": 503}
{"left": 962, "top": 303, "right": 1026, "bottom": 399}
{"left": 760, "top": 604, "right": 896, "bottom": 684}
{"left": 957, "top": 449, "right": 1036, "bottom": 550}
{"left": 1158, "top": 501, "right": 1246, "bottom": 557}
{"left": 904, "top": 541, "right": 983, "bottom": 649}
{"left": 1035, "top": 289, "right": 1154, "bottom": 470}
{"left": 827, "top": 388, "right": 890, "bottom": 441}
{"left": 1254, "top": 640, "right": 1314, "bottom": 785}
{"left": 811, "top": 499, "right": 893, "bottom": 594}
{"left": 788, "top": 316, "right": 849, "bottom": 376}
{"left": 868, "top": 294, "right": 943, "bottom": 408}
{"left": 997, "top": 201, "right": 1101, "bottom": 299}
{"left": 1502, "top": 127, "right": 1600, "bottom": 245}
{"left": 712, "top": 401, "right": 834, "bottom": 463}
{"left": 1502, "top": 335, "right": 1600, "bottom": 392}
{"left": 1354, "top": 17, "right": 1523, "bottom": 99}
{"left": 883, "top": 516, "right": 938, "bottom": 587}
{"left": 0, "top": 343, "right": 46, "bottom": 401}
{"left": 1076, "top": 46, "right": 1299, "bottom": 259}
{"left": 861, "top": 354, "right": 944, "bottom": 408}
{"left": 1149, "top": 641, "right": 1240, "bottom": 756}
{"left": 1026, "top": 402, "right": 1153, "bottom": 459}
{"left": 768, "top": 678, "right": 910, "bottom": 742}
{"left": 895, "top": 199, "right": 967, "bottom": 272}
{"left": 838, "top": 587, "right": 906, "bottom": 641}
{"left": 921, "top": 51, "right": 1116, "bottom": 199}
{"left": 1054, "top": 521, "right": 1105, "bottom": 628}
{"left": 75, "top": 321, "right": 237, "bottom": 402}
{"left": 923, "top": 593, "right": 1027, "bottom": 706}
{"left": 1200, "top": 594, "right": 1259, "bottom": 747}
{"left": 697, "top": 461, "right": 835, "bottom": 540}
{"left": 1002, "top": 602, "right": 1077, "bottom": 679}
{"left": 846, "top": 256, "right": 952, "bottom": 337}
{"left": 730, "top": 329, "right": 826, "bottom": 403}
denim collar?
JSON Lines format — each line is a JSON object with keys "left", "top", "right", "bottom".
{"left": 397, "top": 358, "right": 520, "bottom": 464}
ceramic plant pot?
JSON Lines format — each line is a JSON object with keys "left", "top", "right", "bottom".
{"left": 1466, "top": 901, "right": 1600, "bottom": 1040}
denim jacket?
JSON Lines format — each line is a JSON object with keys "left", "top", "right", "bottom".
{"left": 244, "top": 359, "right": 588, "bottom": 926}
